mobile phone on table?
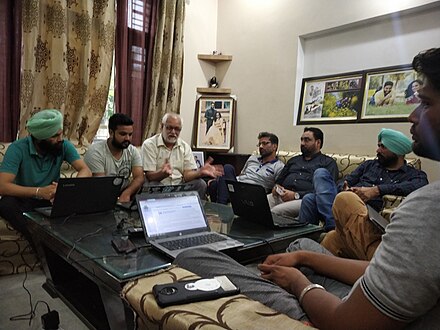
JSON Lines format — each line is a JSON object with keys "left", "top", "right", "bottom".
{"left": 111, "top": 237, "right": 136, "bottom": 253}
{"left": 153, "top": 275, "right": 240, "bottom": 307}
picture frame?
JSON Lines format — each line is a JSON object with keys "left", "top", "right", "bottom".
{"left": 192, "top": 95, "right": 236, "bottom": 152}
{"left": 297, "top": 72, "right": 364, "bottom": 124}
{"left": 360, "top": 65, "right": 422, "bottom": 122}
{"left": 192, "top": 151, "right": 204, "bottom": 169}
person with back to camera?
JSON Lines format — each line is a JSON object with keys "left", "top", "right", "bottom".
{"left": 405, "top": 79, "right": 423, "bottom": 104}
{"left": 174, "top": 48, "right": 440, "bottom": 329}
{"left": 0, "top": 109, "right": 91, "bottom": 243}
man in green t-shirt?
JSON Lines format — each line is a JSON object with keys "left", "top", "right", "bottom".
{"left": 0, "top": 109, "right": 91, "bottom": 241}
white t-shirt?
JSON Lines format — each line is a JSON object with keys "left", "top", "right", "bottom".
{"left": 84, "top": 141, "right": 142, "bottom": 190}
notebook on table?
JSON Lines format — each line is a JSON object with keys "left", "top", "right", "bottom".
{"left": 136, "top": 191, "right": 243, "bottom": 259}
{"left": 35, "top": 176, "right": 123, "bottom": 218}
{"left": 225, "top": 180, "right": 308, "bottom": 229}
{"left": 367, "top": 205, "right": 390, "bottom": 233}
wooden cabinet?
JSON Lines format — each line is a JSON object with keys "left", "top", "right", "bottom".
{"left": 206, "top": 152, "right": 250, "bottom": 174}
{"left": 197, "top": 54, "right": 232, "bottom": 94}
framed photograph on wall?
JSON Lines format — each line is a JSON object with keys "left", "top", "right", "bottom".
{"left": 360, "top": 65, "right": 422, "bottom": 122}
{"left": 297, "top": 72, "right": 364, "bottom": 124}
{"left": 192, "top": 95, "right": 236, "bottom": 151}
{"left": 192, "top": 151, "right": 204, "bottom": 169}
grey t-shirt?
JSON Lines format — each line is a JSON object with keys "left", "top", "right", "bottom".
{"left": 353, "top": 181, "right": 440, "bottom": 327}
{"left": 84, "top": 141, "right": 142, "bottom": 190}
{"left": 237, "top": 155, "right": 284, "bottom": 192}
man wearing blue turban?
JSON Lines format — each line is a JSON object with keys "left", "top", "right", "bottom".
{"left": 0, "top": 109, "right": 91, "bottom": 242}
{"left": 298, "top": 128, "right": 428, "bottom": 260}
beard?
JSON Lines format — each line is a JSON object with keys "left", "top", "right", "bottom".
{"left": 301, "top": 145, "right": 314, "bottom": 157}
{"left": 377, "top": 152, "right": 398, "bottom": 167}
{"left": 259, "top": 148, "right": 270, "bottom": 158}
{"left": 111, "top": 137, "right": 130, "bottom": 149}
{"left": 37, "top": 139, "right": 63, "bottom": 156}
{"left": 163, "top": 134, "right": 178, "bottom": 145}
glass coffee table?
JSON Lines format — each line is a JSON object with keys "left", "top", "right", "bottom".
{"left": 25, "top": 202, "right": 321, "bottom": 329}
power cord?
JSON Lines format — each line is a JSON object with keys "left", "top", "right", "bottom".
{"left": 9, "top": 268, "right": 59, "bottom": 329}
{"left": 66, "top": 226, "right": 105, "bottom": 260}
{"left": 61, "top": 212, "right": 77, "bottom": 225}
{"left": 226, "top": 234, "right": 275, "bottom": 255}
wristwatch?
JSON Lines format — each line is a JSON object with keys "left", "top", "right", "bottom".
{"left": 294, "top": 192, "right": 300, "bottom": 200}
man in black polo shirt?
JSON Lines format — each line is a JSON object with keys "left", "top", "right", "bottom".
{"left": 268, "top": 127, "right": 337, "bottom": 228}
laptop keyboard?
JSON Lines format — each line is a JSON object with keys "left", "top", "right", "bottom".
{"left": 159, "top": 233, "right": 227, "bottom": 251}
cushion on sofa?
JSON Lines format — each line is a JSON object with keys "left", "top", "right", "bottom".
{"left": 122, "top": 265, "right": 315, "bottom": 330}
{"left": 0, "top": 220, "right": 39, "bottom": 275}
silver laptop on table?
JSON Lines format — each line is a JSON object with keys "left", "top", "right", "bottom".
{"left": 136, "top": 191, "right": 243, "bottom": 259}
{"left": 226, "top": 180, "right": 308, "bottom": 229}
{"left": 35, "top": 176, "right": 123, "bottom": 218}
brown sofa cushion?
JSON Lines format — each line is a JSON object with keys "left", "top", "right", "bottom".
{"left": 122, "top": 265, "right": 315, "bottom": 330}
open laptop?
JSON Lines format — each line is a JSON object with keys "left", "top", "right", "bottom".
{"left": 136, "top": 191, "right": 243, "bottom": 259}
{"left": 35, "top": 176, "right": 123, "bottom": 218}
{"left": 117, "top": 183, "right": 196, "bottom": 210}
{"left": 226, "top": 180, "right": 308, "bottom": 229}
{"left": 367, "top": 205, "right": 390, "bottom": 233}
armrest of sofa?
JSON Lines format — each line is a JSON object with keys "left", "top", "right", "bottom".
{"left": 380, "top": 194, "right": 405, "bottom": 221}
{"left": 121, "top": 265, "right": 315, "bottom": 330}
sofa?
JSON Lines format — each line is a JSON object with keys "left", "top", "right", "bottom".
{"left": 122, "top": 265, "right": 316, "bottom": 330}
{"left": 0, "top": 142, "right": 87, "bottom": 276}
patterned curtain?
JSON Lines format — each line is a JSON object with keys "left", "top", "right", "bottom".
{"left": 142, "top": 0, "right": 185, "bottom": 139}
{"left": 115, "top": 0, "right": 158, "bottom": 146}
{"left": 19, "top": 0, "right": 115, "bottom": 146}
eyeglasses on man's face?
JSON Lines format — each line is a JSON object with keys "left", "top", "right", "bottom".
{"left": 256, "top": 141, "right": 272, "bottom": 147}
{"left": 164, "top": 124, "right": 182, "bottom": 133}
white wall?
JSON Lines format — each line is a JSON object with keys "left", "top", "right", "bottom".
{"left": 180, "top": 0, "right": 218, "bottom": 138}
{"left": 181, "top": 0, "right": 440, "bottom": 181}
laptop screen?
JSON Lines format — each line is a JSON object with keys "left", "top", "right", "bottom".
{"left": 138, "top": 194, "right": 208, "bottom": 238}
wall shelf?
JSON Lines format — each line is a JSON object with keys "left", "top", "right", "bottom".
{"left": 197, "top": 54, "right": 233, "bottom": 94}
{"left": 197, "top": 54, "right": 232, "bottom": 63}
{"left": 196, "top": 87, "right": 231, "bottom": 94}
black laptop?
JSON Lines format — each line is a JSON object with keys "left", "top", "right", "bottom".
{"left": 35, "top": 176, "right": 123, "bottom": 218}
{"left": 117, "top": 183, "right": 196, "bottom": 210}
{"left": 367, "top": 205, "right": 390, "bottom": 233}
{"left": 136, "top": 191, "right": 243, "bottom": 259}
{"left": 225, "top": 180, "right": 308, "bottom": 229}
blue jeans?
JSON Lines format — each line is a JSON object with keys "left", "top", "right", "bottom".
{"left": 299, "top": 168, "right": 337, "bottom": 231}
{"left": 208, "top": 164, "right": 236, "bottom": 204}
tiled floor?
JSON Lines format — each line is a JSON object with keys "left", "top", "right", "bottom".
{"left": 0, "top": 269, "right": 89, "bottom": 330}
